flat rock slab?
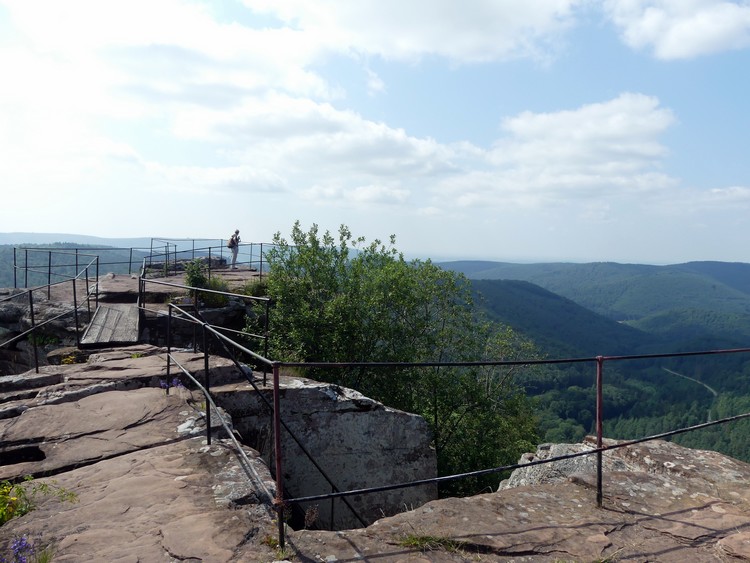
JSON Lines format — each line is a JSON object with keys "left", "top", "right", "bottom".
{"left": 0, "top": 387, "right": 207, "bottom": 480}
{"left": 1, "top": 345, "right": 248, "bottom": 411}
{"left": 285, "top": 439, "right": 750, "bottom": 562}
{"left": 4, "top": 345, "right": 750, "bottom": 562}
{"left": 0, "top": 437, "right": 278, "bottom": 562}
{"left": 286, "top": 470, "right": 750, "bottom": 562}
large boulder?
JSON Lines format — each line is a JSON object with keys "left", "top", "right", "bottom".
{"left": 214, "top": 376, "right": 439, "bottom": 530}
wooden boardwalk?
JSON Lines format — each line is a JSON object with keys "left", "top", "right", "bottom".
{"left": 79, "top": 268, "right": 261, "bottom": 348}
{"left": 80, "top": 303, "right": 140, "bottom": 348}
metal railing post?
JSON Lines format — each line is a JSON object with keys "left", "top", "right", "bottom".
{"left": 273, "top": 362, "right": 285, "bottom": 549}
{"left": 203, "top": 323, "right": 211, "bottom": 446}
{"left": 85, "top": 265, "right": 91, "bottom": 319}
{"left": 13, "top": 247, "right": 17, "bottom": 289}
{"left": 193, "top": 290, "right": 199, "bottom": 353}
{"left": 28, "top": 290, "right": 39, "bottom": 374}
{"left": 47, "top": 251, "right": 52, "bottom": 299}
{"left": 24, "top": 249, "right": 28, "bottom": 288}
{"left": 260, "top": 243, "right": 264, "bottom": 280}
{"left": 167, "top": 305, "right": 172, "bottom": 380}
{"left": 263, "top": 300, "right": 270, "bottom": 386}
{"left": 95, "top": 257, "right": 100, "bottom": 308}
{"left": 72, "top": 276, "right": 80, "bottom": 348}
{"left": 596, "top": 355, "right": 604, "bottom": 508}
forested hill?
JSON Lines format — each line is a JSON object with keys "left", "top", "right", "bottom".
{"left": 446, "top": 260, "right": 750, "bottom": 351}
{"left": 471, "top": 279, "right": 656, "bottom": 357}
{"left": 462, "top": 263, "right": 750, "bottom": 459}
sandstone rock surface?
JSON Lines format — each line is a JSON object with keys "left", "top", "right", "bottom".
{"left": 3, "top": 273, "right": 750, "bottom": 562}
{"left": 285, "top": 438, "right": 750, "bottom": 562}
{"left": 3, "top": 345, "right": 750, "bottom": 561}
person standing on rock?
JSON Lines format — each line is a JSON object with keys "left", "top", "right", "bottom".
{"left": 227, "top": 229, "right": 240, "bottom": 269}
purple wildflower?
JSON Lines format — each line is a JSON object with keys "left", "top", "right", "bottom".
{"left": 10, "top": 536, "right": 33, "bottom": 563}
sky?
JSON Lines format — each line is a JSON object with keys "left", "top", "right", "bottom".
{"left": 1, "top": 1, "right": 749, "bottom": 264}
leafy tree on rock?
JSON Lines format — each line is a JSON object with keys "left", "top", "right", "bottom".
{"left": 258, "top": 221, "right": 539, "bottom": 495}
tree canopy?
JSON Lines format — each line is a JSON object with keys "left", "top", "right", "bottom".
{"left": 256, "top": 221, "right": 539, "bottom": 495}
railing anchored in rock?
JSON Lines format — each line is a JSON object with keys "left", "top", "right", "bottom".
{"left": 158, "top": 295, "right": 750, "bottom": 549}
{"left": 7, "top": 243, "right": 750, "bottom": 552}
{"left": 1, "top": 252, "right": 100, "bottom": 371}
{"left": 12, "top": 238, "right": 275, "bottom": 285}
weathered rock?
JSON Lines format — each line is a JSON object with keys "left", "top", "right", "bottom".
{"left": 283, "top": 438, "right": 750, "bottom": 562}
{"left": 0, "top": 291, "right": 85, "bottom": 374}
{"left": 0, "top": 345, "right": 439, "bottom": 561}
{"left": 0, "top": 387, "right": 212, "bottom": 480}
{"left": 0, "top": 437, "right": 279, "bottom": 562}
{"left": 0, "top": 301, "right": 24, "bottom": 324}
{"left": 215, "top": 378, "right": 438, "bottom": 530}
{"left": 46, "top": 346, "right": 89, "bottom": 365}
{"left": 3, "top": 350, "right": 750, "bottom": 562}
{"left": 500, "top": 436, "right": 750, "bottom": 495}
{"left": 4, "top": 272, "right": 750, "bottom": 562}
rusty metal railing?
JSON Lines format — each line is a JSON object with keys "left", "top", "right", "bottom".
{"left": 265, "top": 347, "right": 750, "bottom": 548}
{"left": 144, "top": 239, "right": 273, "bottom": 279}
{"left": 9, "top": 243, "right": 750, "bottom": 551}
{"left": 160, "top": 297, "right": 370, "bottom": 536}
{"left": 1, "top": 256, "right": 101, "bottom": 372}
{"left": 154, "top": 303, "right": 750, "bottom": 550}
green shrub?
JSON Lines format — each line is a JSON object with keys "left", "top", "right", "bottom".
{"left": 28, "top": 333, "right": 59, "bottom": 347}
{"left": 183, "top": 260, "right": 208, "bottom": 289}
{"left": 201, "top": 276, "right": 229, "bottom": 308}
{"left": 239, "top": 278, "right": 268, "bottom": 297}
{"left": 183, "top": 260, "right": 230, "bottom": 308}
{"left": 0, "top": 476, "right": 77, "bottom": 526}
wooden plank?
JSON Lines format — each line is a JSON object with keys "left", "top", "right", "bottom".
{"left": 81, "top": 303, "right": 139, "bottom": 347}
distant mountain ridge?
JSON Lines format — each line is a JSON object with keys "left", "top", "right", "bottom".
{"left": 0, "top": 232, "right": 157, "bottom": 248}
{"left": 470, "top": 279, "right": 655, "bottom": 357}
{"left": 4, "top": 236, "right": 750, "bottom": 461}
{"left": 444, "top": 259, "right": 750, "bottom": 355}
{"left": 3, "top": 235, "right": 749, "bottom": 355}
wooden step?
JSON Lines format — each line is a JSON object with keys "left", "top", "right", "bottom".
{"left": 80, "top": 303, "right": 140, "bottom": 348}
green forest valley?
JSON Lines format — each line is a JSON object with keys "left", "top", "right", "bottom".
{"left": 3, "top": 235, "right": 750, "bottom": 494}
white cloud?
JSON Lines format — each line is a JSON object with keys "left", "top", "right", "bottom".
{"left": 191, "top": 94, "right": 459, "bottom": 183}
{"left": 347, "top": 184, "right": 409, "bottom": 204}
{"left": 146, "top": 163, "right": 288, "bottom": 195}
{"left": 495, "top": 93, "right": 675, "bottom": 174}
{"left": 428, "top": 93, "right": 678, "bottom": 213}
{"left": 604, "top": 0, "right": 750, "bottom": 59}
{"left": 1, "top": 0, "right": 747, "bottom": 263}
{"left": 704, "top": 186, "right": 750, "bottom": 205}
{"left": 302, "top": 183, "right": 409, "bottom": 205}
{"left": 247, "top": 0, "right": 582, "bottom": 63}
{"left": 416, "top": 207, "right": 444, "bottom": 217}
{"left": 365, "top": 68, "right": 386, "bottom": 96}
